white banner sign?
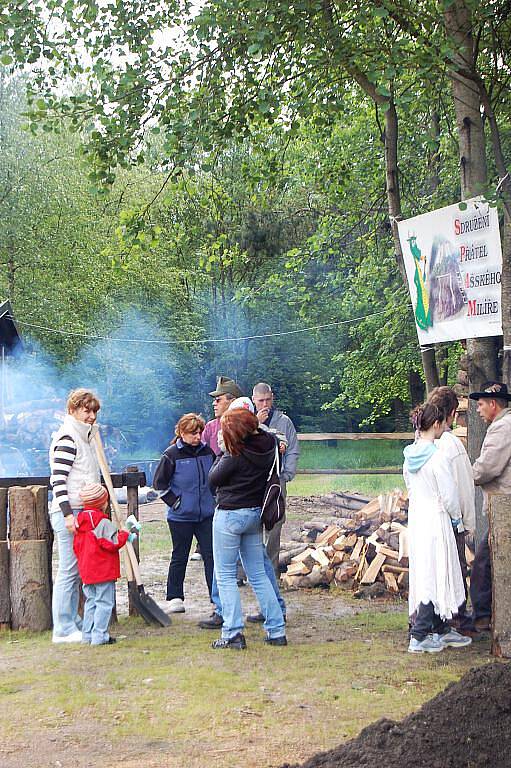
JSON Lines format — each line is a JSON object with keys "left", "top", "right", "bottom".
{"left": 398, "top": 197, "right": 503, "bottom": 344}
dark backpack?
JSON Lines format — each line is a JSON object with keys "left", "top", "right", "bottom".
{"left": 260, "top": 439, "right": 284, "bottom": 531}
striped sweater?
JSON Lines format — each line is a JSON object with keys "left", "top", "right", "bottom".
{"left": 50, "top": 433, "right": 78, "bottom": 516}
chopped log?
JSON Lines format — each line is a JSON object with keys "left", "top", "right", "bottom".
{"left": 9, "top": 540, "right": 52, "bottom": 631}
{"left": 383, "top": 571, "right": 399, "bottom": 593}
{"left": 399, "top": 529, "right": 409, "bottom": 561}
{"left": 310, "top": 548, "right": 330, "bottom": 567}
{"left": 0, "top": 489, "right": 7, "bottom": 540}
{"left": 0, "top": 541, "right": 10, "bottom": 628}
{"left": 382, "top": 564, "right": 409, "bottom": 575}
{"left": 332, "top": 535, "right": 347, "bottom": 551}
{"left": 376, "top": 545, "right": 400, "bottom": 560}
{"left": 334, "top": 560, "right": 358, "bottom": 584}
{"left": 316, "top": 525, "right": 342, "bottom": 546}
{"left": 291, "top": 547, "right": 317, "bottom": 563}
{"left": 489, "top": 495, "right": 511, "bottom": 657}
{"left": 330, "top": 550, "right": 346, "bottom": 567}
{"left": 279, "top": 544, "right": 309, "bottom": 567}
{"left": 397, "top": 571, "right": 409, "bottom": 590}
{"left": 359, "top": 497, "right": 381, "bottom": 519}
{"left": 360, "top": 552, "right": 386, "bottom": 585}
{"left": 287, "top": 560, "right": 312, "bottom": 576}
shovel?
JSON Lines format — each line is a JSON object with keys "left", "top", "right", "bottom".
{"left": 93, "top": 431, "right": 171, "bottom": 627}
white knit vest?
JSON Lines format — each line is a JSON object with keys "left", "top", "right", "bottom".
{"left": 50, "top": 415, "right": 101, "bottom": 512}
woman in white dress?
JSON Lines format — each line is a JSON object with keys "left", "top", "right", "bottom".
{"left": 403, "top": 401, "right": 472, "bottom": 653}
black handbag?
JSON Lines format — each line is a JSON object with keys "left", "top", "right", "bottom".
{"left": 260, "top": 439, "right": 284, "bottom": 531}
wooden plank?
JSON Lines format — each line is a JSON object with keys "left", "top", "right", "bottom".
{"left": 360, "top": 552, "right": 386, "bottom": 584}
{"left": 351, "top": 537, "right": 365, "bottom": 562}
{"left": 354, "top": 543, "right": 368, "bottom": 581}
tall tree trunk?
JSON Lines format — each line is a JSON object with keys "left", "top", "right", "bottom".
{"left": 444, "top": 0, "right": 497, "bottom": 462}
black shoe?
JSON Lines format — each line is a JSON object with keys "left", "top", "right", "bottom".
{"left": 237, "top": 579, "right": 246, "bottom": 587}
{"left": 198, "top": 612, "right": 223, "bottom": 629}
{"left": 106, "top": 637, "right": 117, "bottom": 645}
{"left": 246, "top": 612, "right": 264, "bottom": 623}
{"left": 212, "top": 632, "right": 247, "bottom": 650}
{"left": 247, "top": 612, "right": 287, "bottom": 624}
{"left": 265, "top": 635, "right": 287, "bottom": 646}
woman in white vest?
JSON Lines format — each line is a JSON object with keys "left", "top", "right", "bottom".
{"left": 49, "top": 389, "right": 101, "bottom": 643}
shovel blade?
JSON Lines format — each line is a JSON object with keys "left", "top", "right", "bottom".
{"left": 128, "top": 581, "right": 171, "bottom": 627}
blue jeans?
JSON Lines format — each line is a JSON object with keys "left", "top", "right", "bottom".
{"left": 82, "top": 581, "right": 115, "bottom": 645}
{"left": 211, "top": 546, "right": 286, "bottom": 617}
{"left": 50, "top": 510, "right": 82, "bottom": 637}
{"left": 213, "top": 507, "right": 286, "bottom": 640}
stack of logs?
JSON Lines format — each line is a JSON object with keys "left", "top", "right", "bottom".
{"left": 0, "top": 486, "right": 53, "bottom": 631}
{"left": 280, "top": 490, "right": 409, "bottom": 596}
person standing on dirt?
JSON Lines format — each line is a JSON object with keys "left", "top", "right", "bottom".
{"left": 152, "top": 413, "right": 216, "bottom": 614}
{"left": 252, "top": 383, "right": 299, "bottom": 578}
{"left": 208, "top": 407, "right": 287, "bottom": 649}
{"left": 73, "top": 483, "right": 130, "bottom": 645}
{"left": 469, "top": 382, "right": 511, "bottom": 631}
{"left": 428, "top": 386, "right": 475, "bottom": 633}
{"left": 403, "top": 401, "right": 471, "bottom": 653}
{"left": 49, "top": 388, "right": 102, "bottom": 644}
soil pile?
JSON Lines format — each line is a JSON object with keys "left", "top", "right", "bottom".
{"left": 281, "top": 662, "right": 511, "bottom": 768}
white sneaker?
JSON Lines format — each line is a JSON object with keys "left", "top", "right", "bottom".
{"left": 52, "top": 630, "right": 83, "bottom": 644}
{"left": 167, "top": 598, "right": 185, "bottom": 613}
{"left": 434, "top": 630, "right": 472, "bottom": 648}
{"left": 408, "top": 634, "right": 444, "bottom": 653}
{"left": 190, "top": 552, "right": 202, "bottom": 561}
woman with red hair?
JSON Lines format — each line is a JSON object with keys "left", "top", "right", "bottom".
{"left": 208, "top": 408, "right": 287, "bottom": 649}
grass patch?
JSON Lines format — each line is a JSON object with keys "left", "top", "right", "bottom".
{"left": 288, "top": 473, "right": 403, "bottom": 497}
{"left": 0, "top": 605, "right": 491, "bottom": 768}
{"left": 298, "top": 440, "right": 408, "bottom": 471}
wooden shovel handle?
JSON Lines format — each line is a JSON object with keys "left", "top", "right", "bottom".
{"left": 93, "top": 431, "right": 141, "bottom": 584}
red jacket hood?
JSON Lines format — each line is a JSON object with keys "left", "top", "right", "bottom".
{"left": 76, "top": 506, "right": 109, "bottom": 531}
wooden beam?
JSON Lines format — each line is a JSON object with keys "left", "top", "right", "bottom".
{"left": 297, "top": 432, "right": 413, "bottom": 441}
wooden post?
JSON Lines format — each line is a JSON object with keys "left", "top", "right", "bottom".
{"left": 0, "top": 488, "right": 7, "bottom": 540}
{"left": 126, "top": 466, "right": 140, "bottom": 617}
{"left": 126, "top": 465, "right": 140, "bottom": 561}
{"left": 0, "top": 489, "right": 8, "bottom": 627}
{"left": 488, "top": 494, "right": 511, "bottom": 657}
{"left": 9, "top": 540, "right": 52, "bottom": 631}
{"left": 28, "top": 485, "right": 53, "bottom": 598}
{"left": 8, "top": 486, "right": 44, "bottom": 540}
{"left": 0, "top": 541, "right": 10, "bottom": 629}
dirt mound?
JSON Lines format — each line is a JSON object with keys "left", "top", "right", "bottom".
{"left": 281, "top": 662, "right": 511, "bottom": 768}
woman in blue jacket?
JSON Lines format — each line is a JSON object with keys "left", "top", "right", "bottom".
{"left": 153, "top": 413, "right": 216, "bottom": 613}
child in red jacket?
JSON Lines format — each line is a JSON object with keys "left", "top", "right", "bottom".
{"left": 74, "top": 483, "right": 129, "bottom": 645}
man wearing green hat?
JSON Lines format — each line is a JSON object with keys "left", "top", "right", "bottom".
{"left": 202, "top": 376, "right": 242, "bottom": 456}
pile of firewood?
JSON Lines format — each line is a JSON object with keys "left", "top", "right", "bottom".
{"left": 280, "top": 490, "right": 409, "bottom": 596}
